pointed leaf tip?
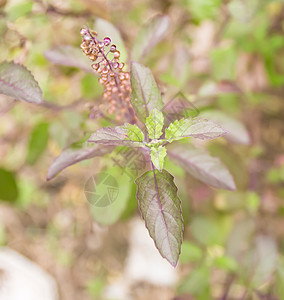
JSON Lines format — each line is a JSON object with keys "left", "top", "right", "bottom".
{"left": 130, "top": 62, "right": 163, "bottom": 123}
{"left": 0, "top": 61, "right": 43, "bottom": 104}
{"left": 136, "top": 169, "right": 183, "bottom": 266}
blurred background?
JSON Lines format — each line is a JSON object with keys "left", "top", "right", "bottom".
{"left": 0, "top": 0, "right": 284, "bottom": 299}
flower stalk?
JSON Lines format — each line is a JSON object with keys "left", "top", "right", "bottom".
{"left": 80, "top": 27, "right": 136, "bottom": 123}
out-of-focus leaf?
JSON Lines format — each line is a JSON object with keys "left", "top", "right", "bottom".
{"left": 120, "top": 183, "right": 138, "bottom": 220}
{"left": 89, "top": 166, "right": 132, "bottom": 226}
{"left": 88, "top": 125, "right": 144, "bottom": 147}
{"left": 150, "top": 145, "right": 167, "bottom": 171}
{"left": 165, "top": 118, "right": 227, "bottom": 142}
{"left": 228, "top": 0, "right": 259, "bottom": 23}
{"left": 162, "top": 92, "right": 200, "bottom": 125}
{"left": 87, "top": 277, "right": 105, "bottom": 298}
{"left": 0, "top": 224, "right": 6, "bottom": 246}
{"left": 44, "top": 46, "right": 92, "bottom": 72}
{"left": 81, "top": 74, "right": 103, "bottom": 98}
{"left": 130, "top": 62, "right": 163, "bottom": 123}
{"left": 46, "top": 142, "right": 113, "bottom": 181}
{"left": 172, "top": 47, "right": 191, "bottom": 88}
{"left": 276, "top": 257, "right": 284, "bottom": 298}
{"left": 211, "top": 46, "right": 237, "bottom": 80}
{"left": 135, "top": 169, "right": 183, "bottom": 266}
{"left": 0, "top": 168, "right": 18, "bottom": 202}
{"left": 250, "top": 235, "right": 278, "bottom": 287}
{"left": 179, "top": 241, "right": 203, "bottom": 263}
{"left": 178, "top": 265, "right": 211, "bottom": 297}
{"left": 227, "top": 218, "right": 255, "bottom": 260}
{"left": 7, "top": 1, "right": 33, "bottom": 21}
{"left": 146, "top": 108, "right": 164, "bottom": 140}
{"left": 213, "top": 255, "right": 238, "bottom": 272}
{"left": 94, "top": 18, "right": 127, "bottom": 63}
{"left": 191, "top": 216, "right": 231, "bottom": 246}
{"left": 0, "top": 61, "right": 43, "bottom": 104}
{"left": 200, "top": 110, "right": 251, "bottom": 145}
{"left": 185, "top": 0, "right": 221, "bottom": 22}
{"left": 168, "top": 145, "right": 236, "bottom": 190}
{"left": 131, "top": 15, "right": 170, "bottom": 61}
{"left": 26, "top": 122, "right": 49, "bottom": 165}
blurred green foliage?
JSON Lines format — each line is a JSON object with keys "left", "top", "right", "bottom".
{"left": 1, "top": 0, "right": 284, "bottom": 299}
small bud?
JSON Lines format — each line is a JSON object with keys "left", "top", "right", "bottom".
{"left": 98, "top": 41, "right": 105, "bottom": 48}
{"left": 84, "top": 48, "right": 91, "bottom": 55}
{"left": 112, "top": 62, "right": 119, "bottom": 69}
{"left": 91, "top": 63, "right": 100, "bottom": 70}
{"left": 110, "top": 45, "right": 116, "bottom": 52}
{"left": 104, "top": 37, "right": 111, "bottom": 46}
{"left": 80, "top": 28, "right": 87, "bottom": 35}
{"left": 102, "top": 68, "right": 108, "bottom": 74}
{"left": 118, "top": 63, "right": 124, "bottom": 70}
{"left": 114, "top": 50, "right": 120, "bottom": 58}
{"left": 88, "top": 54, "right": 97, "bottom": 61}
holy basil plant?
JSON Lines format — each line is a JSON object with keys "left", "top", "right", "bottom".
{"left": 0, "top": 22, "right": 236, "bottom": 267}
{"left": 85, "top": 61, "right": 235, "bottom": 266}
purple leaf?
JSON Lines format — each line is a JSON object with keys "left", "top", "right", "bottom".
{"left": 200, "top": 110, "right": 251, "bottom": 145}
{"left": 135, "top": 169, "right": 183, "bottom": 266}
{"left": 165, "top": 118, "right": 227, "bottom": 141}
{"left": 44, "top": 45, "right": 92, "bottom": 72}
{"left": 88, "top": 126, "right": 145, "bottom": 147}
{"left": 168, "top": 145, "right": 236, "bottom": 190}
{"left": 132, "top": 15, "right": 170, "bottom": 61}
{"left": 130, "top": 62, "right": 164, "bottom": 123}
{"left": 0, "top": 61, "right": 43, "bottom": 104}
{"left": 47, "top": 143, "right": 112, "bottom": 181}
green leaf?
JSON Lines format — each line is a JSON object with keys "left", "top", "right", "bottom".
{"left": 168, "top": 145, "right": 236, "bottom": 190}
{"left": 185, "top": 0, "right": 221, "bottom": 22}
{"left": 7, "top": 1, "right": 33, "bottom": 21}
{"left": 146, "top": 108, "right": 164, "bottom": 140}
{"left": 191, "top": 216, "right": 231, "bottom": 246}
{"left": 26, "top": 122, "right": 49, "bottom": 165}
{"left": 165, "top": 118, "right": 226, "bottom": 142}
{"left": 130, "top": 62, "right": 163, "bottom": 123}
{"left": 0, "top": 168, "right": 18, "bottom": 202}
{"left": 228, "top": 0, "right": 259, "bottom": 23}
{"left": 45, "top": 46, "right": 92, "bottom": 72}
{"left": 276, "top": 257, "right": 284, "bottom": 298}
{"left": 178, "top": 265, "right": 211, "bottom": 297}
{"left": 0, "top": 61, "right": 43, "bottom": 104}
{"left": 135, "top": 169, "right": 183, "bottom": 266}
{"left": 150, "top": 145, "right": 167, "bottom": 171}
{"left": 87, "top": 277, "right": 105, "bottom": 298}
{"left": 179, "top": 241, "right": 203, "bottom": 263}
{"left": 81, "top": 74, "right": 103, "bottom": 98}
{"left": 213, "top": 255, "right": 238, "bottom": 272}
{"left": 131, "top": 15, "right": 170, "bottom": 61}
{"left": 94, "top": 18, "right": 127, "bottom": 63}
{"left": 88, "top": 125, "right": 145, "bottom": 147}
{"left": 89, "top": 166, "right": 132, "bottom": 226}
{"left": 122, "top": 123, "right": 144, "bottom": 142}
